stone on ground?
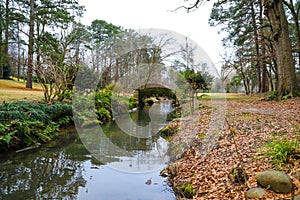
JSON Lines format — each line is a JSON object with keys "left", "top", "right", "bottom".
{"left": 246, "top": 187, "right": 266, "bottom": 199}
{"left": 256, "top": 170, "right": 292, "bottom": 194}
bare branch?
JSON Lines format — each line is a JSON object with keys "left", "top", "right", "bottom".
{"left": 174, "top": 0, "right": 203, "bottom": 12}
{"left": 174, "top": 0, "right": 228, "bottom": 12}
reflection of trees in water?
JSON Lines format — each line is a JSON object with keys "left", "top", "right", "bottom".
{"left": 104, "top": 102, "right": 172, "bottom": 152}
{"left": 0, "top": 144, "right": 89, "bottom": 199}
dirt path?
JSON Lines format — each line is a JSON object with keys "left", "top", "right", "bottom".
{"left": 165, "top": 97, "right": 300, "bottom": 199}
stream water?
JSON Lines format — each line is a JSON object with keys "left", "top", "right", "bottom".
{"left": 0, "top": 101, "right": 176, "bottom": 200}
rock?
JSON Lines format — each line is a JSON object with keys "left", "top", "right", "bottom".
{"left": 145, "top": 178, "right": 152, "bottom": 185}
{"left": 246, "top": 188, "right": 266, "bottom": 199}
{"left": 256, "top": 170, "right": 293, "bottom": 193}
{"left": 295, "top": 194, "right": 300, "bottom": 200}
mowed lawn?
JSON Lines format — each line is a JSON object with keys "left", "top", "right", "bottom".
{"left": 0, "top": 79, "right": 44, "bottom": 101}
{"left": 198, "top": 92, "right": 264, "bottom": 101}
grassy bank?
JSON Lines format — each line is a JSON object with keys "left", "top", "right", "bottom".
{"left": 0, "top": 79, "right": 44, "bottom": 101}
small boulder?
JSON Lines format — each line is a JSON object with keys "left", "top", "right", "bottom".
{"left": 295, "top": 194, "right": 300, "bottom": 200}
{"left": 256, "top": 170, "right": 292, "bottom": 193}
{"left": 246, "top": 188, "right": 266, "bottom": 199}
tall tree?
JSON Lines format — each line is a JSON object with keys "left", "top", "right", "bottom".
{"left": 34, "top": 25, "right": 83, "bottom": 102}
{"left": 26, "top": 0, "right": 34, "bottom": 88}
{"left": 183, "top": 0, "right": 299, "bottom": 97}
{"left": 0, "top": 1, "right": 4, "bottom": 78}
{"left": 209, "top": 0, "right": 268, "bottom": 93}
{"left": 283, "top": 0, "right": 300, "bottom": 70}
{"left": 19, "top": 0, "right": 84, "bottom": 88}
{"left": 87, "top": 19, "right": 123, "bottom": 85}
{"left": 0, "top": 0, "right": 12, "bottom": 79}
{"left": 264, "top": 0, "right": 298, "bottom": 96}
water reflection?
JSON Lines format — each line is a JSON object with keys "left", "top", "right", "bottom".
{"left": 79, "top": 100, "right": 173, "bottom": 172}
{"left": 0, "top": 132, "right": 88, "bottom": 199}
{"left": 0, "top": 101, "right": 175, "bottom": 200}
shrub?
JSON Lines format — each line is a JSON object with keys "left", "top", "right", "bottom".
{"left": 0, "top": 120, "right": 58, "bottom": 151}
{"left": 45, "top": 103, "right": 73, "bottom": 122}
{"left": 0, "top": 101, "right": 73, "bottom": 124}
{"left": 95, "top": 87, "right": 112, "bottom": 110}
{"left": 264, "top": 90, "right": 277, "bottom": 101}
{"left": 260, "top": 138, "right": 300, "bottom": 167}
{"left": 128, "top": 96, "right": 138, "bottom": 109}
{"left": 96, "top": 107, "right": 111, "bottom": 123}
{"left": 0, "top": 101, "right": 73, "bottom": 151}
{"left": 178, "top": 184, "right": 196, "bottom": 198}
{"left": 94, "top": 87, "right": 113, "bottom": 123}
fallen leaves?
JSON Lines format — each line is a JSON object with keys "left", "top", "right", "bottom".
{"left": 165, "top": 97, "right": 300, "bottom": 199}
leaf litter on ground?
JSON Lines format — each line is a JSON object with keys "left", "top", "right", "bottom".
{"left": 164, "top": 97, "right": 300, "bottom": 200}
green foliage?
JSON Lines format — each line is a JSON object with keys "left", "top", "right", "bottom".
{"left": 178, "top": 184, "right": 196, "bottom": 198}
{"left": 197, "top": 94, "right": 209, "bottom": 100}
{"left": 264, "top": 90, "right": 278, "bottom": 101}
{"left": 95, "top": 87, "right": 113, "bottom": 123}
{"left": 264, "top": 91, "right": 297, "bottom": 101}
{"left": 128, "top": 96, "right": 138, "bottom": 110}
{"left": 74, "top": 86, "right": 115, "bottom": 125}
{"left": 57, "top": 90, "right": 73, "bottom": 101}
{"left": 95, "top": 87, "right": 112, "bottom": 110}
{"left": 56, "top": 116, "right": 72, "bottom": 127}
{"left": 0, "top": 101, "right": 73, "bottom": 124}
{"left": 282, "top": 93, "right": 294, "bottom": 100}
{"left": 261, "top": 138, "right": 300, "bottom": 167}
{"left": 159, "top": 126, "right": 173, "bottom": 139}
{"left": 0, "top": 120, "right": 58, "bottom": 151}
{"left": 96, "top": 107, "right": 111, "bottom": 123}
{"left": 180, "top": 68, "right": 208, "bottom": 91}
{"left": 73, "top": 95, "right": 98, "bottom": 126}
{"left": 45, "top": 103, "right": 73, "bottom": 122}
{"left": 159, "top": 121, "right": 180, "bottom": 139}
{"left": 0, "top": 101, "right": 73, "bottom": 151}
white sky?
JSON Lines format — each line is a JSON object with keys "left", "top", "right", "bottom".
{"left": 78, "top": 0, "right": 223, "bottom": 67}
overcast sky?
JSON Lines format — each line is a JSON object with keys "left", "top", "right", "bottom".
{"left": 78, "top": 0, "right": 223, "bottom": 67}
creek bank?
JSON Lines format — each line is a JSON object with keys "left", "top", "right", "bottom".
{"left": 0, "top": 101, "right": 74, "bottom": 152}
{"left": 159, "top": 98, "right": 300, "bottom": 199}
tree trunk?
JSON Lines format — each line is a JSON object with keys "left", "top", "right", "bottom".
{"left": 251, "top": 2, "right": 262, "bottom": 92}
{"left": 26, "top": 0, "right": 34, "bottom": 89}
{"left": 264, "top": 0, "right": 298, "bottom": 96}
{"left": 3, "top": 0, "right": 10, "bottom": 79}
{"left": 0, "top": 7, "right": 3, "bottom": 79}
{"left": 259, "top": 0, "right": 269, "bottom": 92}
{"left": 17, "top": 23, "right": 21, "bottom": 81}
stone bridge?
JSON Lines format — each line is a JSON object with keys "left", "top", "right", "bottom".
{"left": 133, "top": 82, "right": 177, "bottom": 107}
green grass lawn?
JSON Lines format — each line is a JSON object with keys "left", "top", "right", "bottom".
{"left": 197, "top": 93, "right": 263, "bottom": 101}
{"left": 0, "top": 79, "right": 44, "bottom": 101}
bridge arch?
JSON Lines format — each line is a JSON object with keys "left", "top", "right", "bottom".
{"left": 134, "top": 82, "right": 178, "bottom": 107}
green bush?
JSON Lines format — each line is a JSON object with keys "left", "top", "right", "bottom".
{"left": 96, "top": 107, "right": 111, "bottom": 123}
{"left": 0, "top": 120, "right": 58, "bottom": 151}
{"left": 128, "top": 96, "right": 138, "bottom": 109}
{"left": 159, "top": 121, "right": 180, "bottom": 139}
{"left": 94, "top": 87, "right": 113, "bottom": 123}
{"left": 179, "top": 184, "right": 196, "bottom": 198}
{"left": 261, "top": 138, "right": 300, "bottom": 167}
{"left": 0, "top": 101, "right": 73, "bottom": 151}
{"left": 45, "top": 103, "right": 73, "bottom": 122}
{"left": 264, "top": 90, "right": 277, "bottom": 101}
{"left": 95, "top": 87, "right": 112, "bottom": 110}
{"left": 0, "top": 101, "right": 73, "bottom": 124}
